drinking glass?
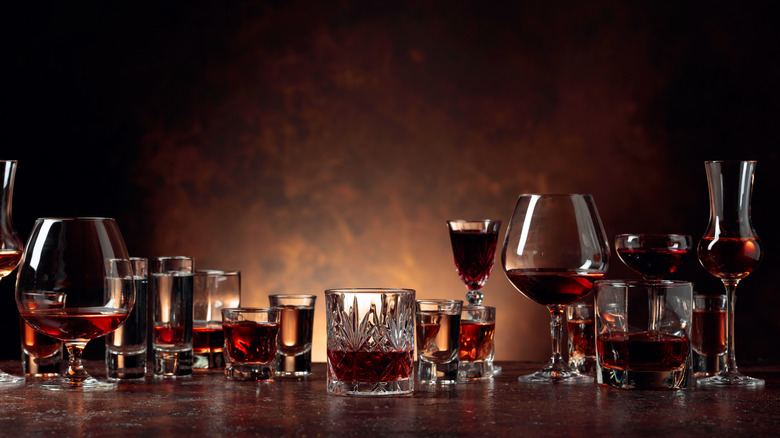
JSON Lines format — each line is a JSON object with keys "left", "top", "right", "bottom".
{"left": 415, "top": 299, "right": 462, "bottom": 384}
{"left": 566, "top": 298, "right": 596, "bottom": 376}
{"left": 221, "top": 307, "right": 279, "bottom": 381}
{"left": 502, "top": 194, "right": 609, "bottom": 383}
{"left": 152, "top": 256, "right": 194, "bottom": 377}
{"left": 696, "top": 160, "right": 764, "bottom": 387}
{"left": 692, "top": 294, "right": 727, "bottom": 377}
{"left": 268, "top": 294, "right": 316, "bottom": 376}
{"left": 194, "top": 270, "right": 241, "bottom": 370}
{"left": 106, "top": 257, "right": 148, "bottom": 379}
{"left": 447, "top": 220, "right": 501, "bottom": 307}
{"left": 0, "top": 160, "right": 25, "bottom": 387}
{"left": 615, "top": 234, "right": 691, "bottom": 281}
{"left": 16, "top": 218, "right": 135, "bottom": 391}
{"left": 458, "top": 305, "right": 496, "bottom": 380}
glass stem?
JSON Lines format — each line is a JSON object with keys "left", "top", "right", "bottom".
{"left": 547, "top": 305, "right": 566, "bottom": 371}
{"left": 722, "top": 281, "right": 739, "bottom": 377}
{"left": 466, "top": 287, "right": 483, "bottom": 307}
{"left": 65, "top": 342, "right": 91, "bottom": 383}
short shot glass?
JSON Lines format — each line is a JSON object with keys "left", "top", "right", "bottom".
{"left": 458, "top": 306, "right": 496, "bottom": 380}
{"left": 20, "top": 292, "right": 65, "bottom": 378}
{"left": 221, "top": 308, "right": 280, "bottom": 381}
{"left": 692, "top": 294, "right": 727, "bottom": 377}
{"left": 415, "top": 299, "right": 463, "bottom": 384}
{"left": 268, "top": 294, "right": 316, "bottom": 377}
{"left": 566, "top": 298, "right": 596, "bottom": 376}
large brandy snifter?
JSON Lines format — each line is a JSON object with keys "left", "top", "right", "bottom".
{"left": 0, "top": 160, "right": 25, "bottom": 387}
{"left": 696, "top": 160, "right": 763, "bottom": 387}
{"left": 16, "top": 218, "right": 135, "bottom": 391}
{"left": 502, "top": 194, "right": 609, "bottom": 383}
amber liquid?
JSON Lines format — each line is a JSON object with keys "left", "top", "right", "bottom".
{"left": 692, "top": 309, "right": 727, "bottom": 356}
{"left": 505, "top": 269, "right": 604, "bottom": 306}
{"left": 416, "top": 312, "right": 461, "bottom": 363}
{"left": 617, "top": 248, "right": 687, "bottom": 279}
{"left": 327, "top": 349, "right": 414, "bottom": 382}
{"left": 223, "top": 321, "right": 279, "bottom": 363}
{"left": 459, "top": 321, "right": 495, "bottom": 362}
{"left": 20, "top": 318, "right": 62, "bottom": 358}
{"left": 0, "top": 249, "right": 22, "bottom": 277}
{"left": 567, "top": 318, "right": 595, "bottom": 358}
{"left": 698, "top": 236, "right": 762, "bottom": 280}
{"left": 21, "top": 308, "right": 128, "bottom": 341}
{"left": 155, "top": 323, "right": 187, "bottom": 346}
{"left": 597, "top": 332, "right": 690, "bottom": 371}
{"left": 193, "top": 326, "right": 224, "bottom": 354}
{"left": 450, "top": 229, "right": 498, "bottom": 289}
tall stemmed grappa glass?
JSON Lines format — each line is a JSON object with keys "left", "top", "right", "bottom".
{"left": 447, "top": 220, "right": 501, "bottom": 307}
{"left": 697, "top": 161, "right": 764, "bottom": 387}
{"left": 0, "top": 160, "right": 25, "bottom": 387}
{"left": 502, "top": 194, "right": 609, "bottom": 383}
{"left": 16, "top": 218, "right": 135, "bottom": 391}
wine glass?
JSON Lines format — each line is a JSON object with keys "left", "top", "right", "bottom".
{"left": 615, "top": 234, "right": 691, "bottom": 281}
{"left": 16, "top": 218, "right": 135, "bottom": 391}
{"left": 447, "top": 220, "right": 501, "bottom": 307}
{"left": 0, "top": 160, "right": 25, "bottom": 387}
{"left": 696, "top": 161, "right": 764, "bottom": 387}
{"left": 502, "top": 194, "right": 609, "bottom": 383}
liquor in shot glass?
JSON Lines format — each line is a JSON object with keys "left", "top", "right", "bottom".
{"left": 458, "top": 306, "right": 496, "bottom": 380}
{"left": 193, "top": 270, "right": 240, "bottom": 370}
{"left": 152, "top": 257, "right": 194, "bottom": 377}
{"left": 691, "top": 294, "right": 727, "bottom": 377}
{"left": 269, "top": 294, "right": 316, "bottom": 377}
{"left": 416, "top": 299, "right": 462, "bottom": 384}
{"left": 21, "top": 318, "right": 63, "bottom": 377}
{"left": 222, "top": 308, "right": 279, "bottom": 381}
{"left": 566, "top": 300, "right": 596, "bottom": 376}
{"left": 106, "top": 257, "right": 148, "bottom": 379}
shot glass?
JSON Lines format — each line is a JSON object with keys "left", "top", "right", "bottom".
{"left": 458, "top": 306, "right": 496, "bottom": 380}
{"left": 152, "top": 256, "right": 194, "bottom": 377}
{"left": 268, "top": 294, "right": 316, "bottom": 377}
{"left": 692, "top": 294, "right": 727, "bottom": 377}
{"left": 415, "top": 299, "right": 463, "bottom": 384}
{"left": 325, "top": 288, "right": 416, "bottom": 396}
{"left": 19, "top": 291, "right": 65, "bottom": 378}
{"left": 193, "top": 270, "right": 241, "bottom": 370}
{"left": 566, "top": 298, "right": 596, "bottom": 376}
{"left": 595, "top": 280, "right": 693, "bottom": 390}
{"left": 106, "top": 257, "right": 148, "bottom": 379}
{"left": 221, "top": 308, "right": 280, "bottom": 381}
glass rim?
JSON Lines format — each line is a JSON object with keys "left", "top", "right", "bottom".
{"left": 153, "top": 256, "right": 194, "bottom": 261}
{"left": 416, "top": 299, "right": 463, "bottom": 304}
{"left": 704, "top": 160, "right": 757, "bottom": 164}
{"left": 195, "top": 269, "right": 240, "bottom": 276}
{"left": 35, "top": 217, "right": 117, "bottom": 222}
{"left": 0, "top": 160, "right": 18, "bottom": 164}
{"left": 615, "top": 233, "right": 691, "bottom": 239}
{"left": 325, "top": 288, "right": 415, "bottom": 295}
{"left": 268, "top": 293, "right": 317, "bottom": 299}
{"left": 595, "top": 279, "right": 692, "bottom": 288}
{"left": 221, "top": 307, "right": 278, "bottom": 313}
{"left": 460, "top": 305, "right": 496, "bottom": 311}
{"left": 446, "top": 219, "right": 501, "bottom": 224}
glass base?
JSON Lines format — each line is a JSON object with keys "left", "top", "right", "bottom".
{"left": 34, "top": 376, "right": 117, "bottom": 391}
{"left": 275, "top": 353, "right": 312, "bottom": 377}
{"left": 0, "top": 371, "right": 25, "bottom": 389}
{"left": 193, "top": 351, "right": 225, "bottom": 370}
{"left": 597, "top": 366, "right": 688, "bottom": 389}
{"left": 520, "top": 367, "right": 593, "bottom": 384}
{"left": 418, "top": 360, "right": 458, "bottom": 384}
{"left": 226, "top": 363, "right": 274, "bottom": 381}
{"left": 327, "top": 378, "right": 413, "bottom": 396}
{"left": 107, "top": 351, "right": 147, "bottom": 379}
{"left": 697, "top": 373, "right": 765, "bottom": 387}
{"left": 154, "top": 349, "right": 193, "bottom": 377}
{"left": 459, "top": 361, "right": 495, "bottom": 380}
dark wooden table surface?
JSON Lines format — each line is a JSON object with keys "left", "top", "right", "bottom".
{"left": 0, "top": 361, "right": 777, "bottom": 437}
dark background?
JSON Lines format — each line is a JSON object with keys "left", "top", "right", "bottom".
{"left": 2, "top": 1, "right": 778, "bottom": 362}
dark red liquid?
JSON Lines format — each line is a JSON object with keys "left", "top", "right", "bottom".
{"left": 193, "top": 326, "right": 224, "bottom": 353}
{"left": 617, "top": 248, "right": 687, "bottom": 279}
{"left": 505, "top": 269, "right": 604, "bottom": 306}
{"left": 698, "top": 236, "right": 762, "bottom": 280}
{"left": 0, "top": 250, "right": 22, "bottom": 277}
{"left": 20, "top": 318, "right": 62, "bottom": 358}
{"left": 21, "top": 308, "right": 128, "bottom": 341}
{"left": 223, "top": 321, "right": 279, "bottom": 363}
{"left": 155, "top": 324, "right": 187, "bottom": 345}
{"left": 692, "top": 309, "right": 727, "bottom": 356}
{"left": 450, "top": 229, "right": 498, "bottom": 289}
{"left": 327, "top": 349, "right": 414, "bottom": 382}
{"left": 459, "top": 321, "right": 495, "bottom": 361}
{"left": 597, "top": 332, "right": 690, "bottom": 371}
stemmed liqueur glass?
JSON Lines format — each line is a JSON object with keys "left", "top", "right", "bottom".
{"left": 0, "top": 160, "right": 25, "bottom": 387}
{"left": 447, "top": 220, "right": 501, "bottom": 307}
{"left": 502, "top": 194, "right": 609, "bottom": 383}
{"left": 696, "top": 161, "right": 764, "bottom": 387}
{"left": 615, "top": 234, "right": 691, "bottom": 281}
{"left": 16, "top": 218, "right": 135, "bottom": 391}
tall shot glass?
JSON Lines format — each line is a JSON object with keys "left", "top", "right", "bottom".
{"left": 222, "top": 308, "right": 280, "bottom": 381}
{"left": 268, "top": 294, "right": 316, "bottom": 377}
{"left": 106, "top": 257, "right": 148, "bottom": 379}
{"left": 152, "top": 256, "right": 194, "bottom": 377}
{"left": 193, "top": 270, "right": 241, "bottom": 370}
{"left": 326, "top": 288, "right": 416, "bottom": 396}
{"left": 692, "top": 294, "right": 727, "bottom": 377}
{"left": 566, "top": 298, "right": 596, "bottom": 376}
{"left": 416, "top": 299, "right": 462, "bottom": 384}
